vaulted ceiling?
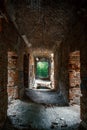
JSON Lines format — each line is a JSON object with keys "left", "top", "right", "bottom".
{"left": 0, "top": 0, "right": 87, "bottom": 50}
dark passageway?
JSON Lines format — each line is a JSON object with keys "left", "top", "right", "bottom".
{"left": 0, "top": 0, "right": 87, "bottom": 130}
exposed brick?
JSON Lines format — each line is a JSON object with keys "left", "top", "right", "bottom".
{"left": 69, "top": 51, "right": 81, "bottom": 105}
{"left": 7, "top": 51, "right": 19, "bottom": 99}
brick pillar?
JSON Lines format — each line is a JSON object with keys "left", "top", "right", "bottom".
{"left": 7, "top": 51, "right": 19, "bottom": 100}
{"left": 80, "top": 47, "right": 87, "bottom": 127}
{"left": 69, "top": 51, "right": 81, "bottom": 105}
{"left": 0, "top": 43, "right": 8, "bottom": 128}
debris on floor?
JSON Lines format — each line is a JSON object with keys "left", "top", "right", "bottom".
{"left": 4, "top": 99, "right": 81, "bottom": 130}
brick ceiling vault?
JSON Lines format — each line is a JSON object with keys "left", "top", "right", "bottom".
{"left": 3, "top": 1, "right": 74, "bottom": 49}
{"left": 0, "top": 0, "right": 87, "bottom": 50}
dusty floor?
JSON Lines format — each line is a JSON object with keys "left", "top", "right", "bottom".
{"left": 3, "top": 98, "right": 81, "bottom": 130}
{"left": 25, "top": 89, "right": 67, "bottom": 105}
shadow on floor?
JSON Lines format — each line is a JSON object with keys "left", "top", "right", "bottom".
{"left": 3, "top": 117, "right": 42, "bottom": 130}
{"left": 25, "top": 89, "right": 68, "bottom": 106}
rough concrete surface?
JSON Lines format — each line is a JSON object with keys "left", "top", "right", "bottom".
{"left": 2, "top": 99, "right": 81, "bottom": 130}
{"left": 25, "top": 89, "right": 67, "bottom": 105}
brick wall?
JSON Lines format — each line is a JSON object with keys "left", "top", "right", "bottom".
{"left": 2, "top": 19, "right": 25, "bottom": 100}
{"left": 69, "top": 51, "right": 81, "bottom": 105}
{"left": 7, "top": 51, "right": 19, "bottom": 100}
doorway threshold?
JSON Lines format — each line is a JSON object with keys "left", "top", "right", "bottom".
{"left": 27, "top": 88, "right": 54, "bottom": 92}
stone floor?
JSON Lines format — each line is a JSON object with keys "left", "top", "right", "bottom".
{"left": 3, "top": 98, "right": 81, "bottom": 130}
{"left": 25, "top": 89, "right": 67, "bottom": 105}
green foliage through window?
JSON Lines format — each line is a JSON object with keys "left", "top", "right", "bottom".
{"left": 36, "top": 61, "right": 49, "bottom": 78}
